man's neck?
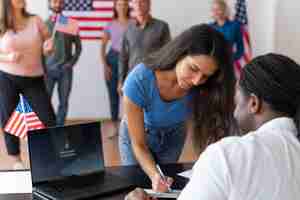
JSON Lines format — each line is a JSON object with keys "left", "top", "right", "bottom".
{"left": 254, "top": 111, "right": 289, "bottom": 131}
{"left": 52, "top": 10, "right": 62, "bottom": 16}
{"left": 136, "top": 14, "right": 151, "bottom": 28}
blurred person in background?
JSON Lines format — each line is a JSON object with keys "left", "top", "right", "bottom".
{"left": 100, "top": 0, "right": 130, "bottom": 138}
{"left": 44, "top": 0, "right": 82, "bottom": 126}
{"left": 0, "top": 0, "right": 56, "bottom": 170}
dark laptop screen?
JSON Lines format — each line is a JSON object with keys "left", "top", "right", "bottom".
{"left": 28, "top": 122, "right": 104, "bottom": 184}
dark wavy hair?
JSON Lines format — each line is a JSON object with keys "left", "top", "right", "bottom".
{"left": 239, "top": 53, "right": 300, "bottom": 137}
{"left": 112, "top": 0, "right": 130, "bottom": 19}
{"left": 0, "top": 0, "right": 32, "bottom": 34}
{"left": 144, "top": 24, "right": 237, "bottom": 154}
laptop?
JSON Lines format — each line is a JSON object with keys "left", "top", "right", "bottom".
{"left": 28, "top": 122, "right": 134, "bottom": 200}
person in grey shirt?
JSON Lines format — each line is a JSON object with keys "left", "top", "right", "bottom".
{"left": 118, "top": 0, "right": 171, "bottom": 93}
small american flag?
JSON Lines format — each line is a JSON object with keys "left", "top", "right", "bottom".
{"left": 234, "top": 0, "right": 252, "bottom": 76}
{"left": 63, "top": 0, "right": 114, "bottom": 40}
{"left": 55, "top": 15, "right": 79, "bottom": 35}
{"left": 4, "top": 95, "right": 45, "bottom": 139}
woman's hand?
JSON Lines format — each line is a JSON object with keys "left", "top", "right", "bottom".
{"left": 43, "top": 38, "right": 55, "bottom": 56}
{"left": 125, "top": 188, "right": 154, "bottom": 200}
{"left": 8, "top": 52, "right": 22, "bottom": 63}
{"left": 104, "top": 64, "right": 112, "bottom": 81}
{"left": 151, "top": 173, "right": 173, "bottom": 192}
{"left": 117, "top": 82, "right": 123, "bottom": 96}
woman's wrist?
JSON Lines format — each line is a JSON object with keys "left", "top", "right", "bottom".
{"left": 149, "top": 170, "right": 160, "bottom": 182}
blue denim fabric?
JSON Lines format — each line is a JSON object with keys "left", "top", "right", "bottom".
{"left": 105, "top": 49, "right": 120, "bottom": 121}
{"left": 119, "top": 120, "right": 186, "bottom": 165}
{"left": 45, "top": 66, "right": 73, "bottom": 126}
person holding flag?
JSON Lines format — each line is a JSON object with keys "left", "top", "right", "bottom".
{"left": 44, "top": 0, "right": 82, "bottom": 126}
{"left": 0, "top": 0, "right": 56, "bottom": 169}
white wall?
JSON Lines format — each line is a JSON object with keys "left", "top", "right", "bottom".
{"left": 27, "top": 0, "right": 300, "bottom": 119}
{"left": 275, "top": 0, "right": 300, "bottom": 63}
{"left": 247, "top": 0, "right": 277, "bottom": 56}
{"left": 26, "top": 0, "right": 49, "bottom": 19}
{"left": 151, "top": 0, "right": 211, "bottom": 37}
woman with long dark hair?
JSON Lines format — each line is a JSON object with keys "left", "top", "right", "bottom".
{"left": 100, "top": 0, "right": 130, "bottom": 138}
{"left": 119, "top": 24, "right": 237, "bottom": 192}
{"left": 0, "top": 0, "right": 56, "bottom": 169}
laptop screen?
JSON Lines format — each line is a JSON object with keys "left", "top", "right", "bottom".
{"left": 28, "top": 122, "right": 104, "bottom": 184}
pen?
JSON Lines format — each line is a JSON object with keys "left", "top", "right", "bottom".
{"left": 156, "top": 164, "right": 172, "bottom": 192}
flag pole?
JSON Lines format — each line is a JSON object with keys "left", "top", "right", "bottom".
{"left": 19, "top": 94, "right": 28, "bottom": 138}
{"left": 51, "top": 14, "right": 59, "bottom": 40}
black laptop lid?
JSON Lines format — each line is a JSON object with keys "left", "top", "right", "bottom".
{"left": 28, "top": 122, "right": 104, "bottom": 185}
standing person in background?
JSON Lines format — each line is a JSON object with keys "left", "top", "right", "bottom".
{"left": 118, "top": 0, "right": 171, "bottom": 95}
{"left": 209, "top": 0, "right": 244, "bottom": 77}
{"left": 120, "top": 24, "right": 236, "bottom": 192}
{"left": 100, "top": 0, "right": 130, "bottom": 138}
{"left": 0, "top": 0, "right": 56, "bottom": 169}
{"left": 45, "top": 0, "right": 82, "bottom": 126}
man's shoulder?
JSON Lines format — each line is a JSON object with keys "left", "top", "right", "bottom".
{"left": 151, "top": 17, "right": 169, "bottom": 27}
{"left": 215, "top": 132, "right": 257, "bottom": 152}
{"left": 201, "top": 133, "right": 258, "bottom": 164}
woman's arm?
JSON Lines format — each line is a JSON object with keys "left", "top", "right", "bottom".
{"left": 100, "top": 32, "right": 112, "bottom": 81}
{"left": 124, "top": 96, "right": 158, "bottom": 178}
{"left": 35, "top": 16, "right": 51, "bottom": 41}
{"left": 34, "top": 16, "right": 54, "bottom": 56}
{"left": 124, "top": 96, "right": 172, "bottom": 192}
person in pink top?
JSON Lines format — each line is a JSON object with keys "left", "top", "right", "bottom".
{"left": 100, "top": 0, "right": 130, "bottom": 138}
{"left": 0, "top": 0, "right": 56, "bottom": 170}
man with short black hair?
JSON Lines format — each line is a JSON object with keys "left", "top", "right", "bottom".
{"left": 45, "top": 0, "right": 82, "bottom": 126}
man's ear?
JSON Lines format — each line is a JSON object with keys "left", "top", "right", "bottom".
{"left": 248, "top": 93, "right": 262, "bottom": 114}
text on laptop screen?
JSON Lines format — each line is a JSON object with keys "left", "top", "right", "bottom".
{"left": 28, "top": 122, "right": 104, "bottom": 184}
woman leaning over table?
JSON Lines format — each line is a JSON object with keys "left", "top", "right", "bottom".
{"left": 0, "top": 0, "right": 56, "bottom": 170}
{"left": 119, "top": 24, "right": 237, "bottom": 192}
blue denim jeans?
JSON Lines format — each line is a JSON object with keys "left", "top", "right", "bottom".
{"left": 119, "top": 120, "right": 186, "bottom": 165}
{"left": 45, "top": 66, "right": 73, "bottom": 126}
{"left": 105, "top": 49, "right": 119, "bottom": 121}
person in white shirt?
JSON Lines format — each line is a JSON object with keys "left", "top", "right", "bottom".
{"left": 125, "top": 53, "right": 300, "bottom": 200}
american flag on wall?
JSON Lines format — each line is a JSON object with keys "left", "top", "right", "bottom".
{"left": 4, "top": 95, "right": 45, "bottom": 139}
{"left": 234, "top": 0, "right": 252, "bottom": 75}
{"left": 63, "top": 0, "right": 114, "bottom": 40}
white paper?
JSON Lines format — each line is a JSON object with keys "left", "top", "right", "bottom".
{"left": 177, "top": 169, "right": 193, "bottom": 179}
{"left": 0, "top": 171, "right": 32, "bottom": 194}
{"left": 144, "top": 189, "right": 181, "bottom": 198}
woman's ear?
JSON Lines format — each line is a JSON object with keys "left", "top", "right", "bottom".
{"left": 248, "top": 93, "right": 262, "bottom": 114}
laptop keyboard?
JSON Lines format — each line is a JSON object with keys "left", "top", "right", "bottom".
{"left": 36, "top": 173, "right": 132, "bottom": 199}
{"left": 38, "top": 178, "right": 105, "bottom": 197}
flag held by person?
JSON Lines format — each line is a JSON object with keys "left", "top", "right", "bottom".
{"left": 4, "top": 95, "right": 45, "bottom": 139}
{"left": 55, "top": 14, "right": 79, "bottom": 36}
